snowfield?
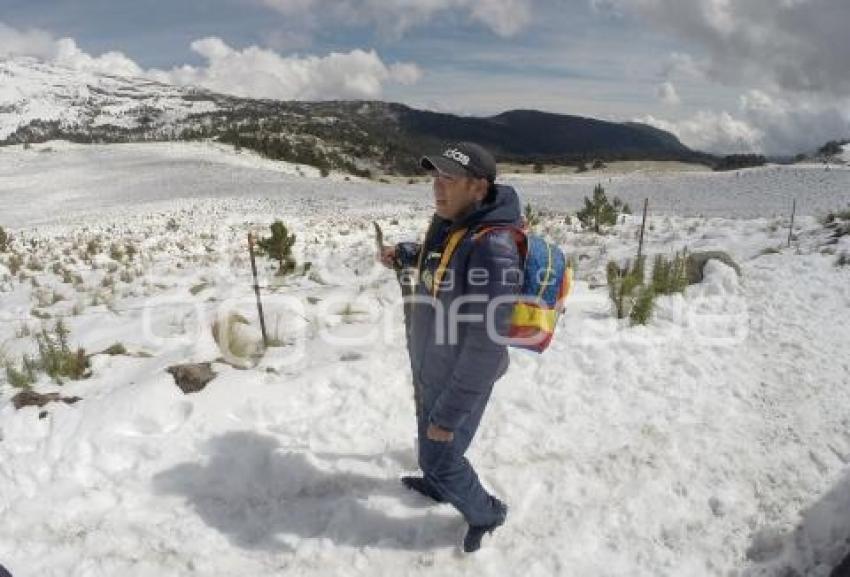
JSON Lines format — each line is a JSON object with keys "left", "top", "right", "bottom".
{"left": 1, "top": 142, "right": 850, "bottom": 577}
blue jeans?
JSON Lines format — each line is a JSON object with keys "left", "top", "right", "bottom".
{"left": 416, "top": 382, "right": 503, "bottom": 527}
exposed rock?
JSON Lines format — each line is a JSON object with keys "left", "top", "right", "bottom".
{"left": 826, "top": 220, "right": 850, "bottom": 240}
{"left": 12, "top": 390, "right": 82, "bottom": 410}
{"left": 166, "top": 363, "right": 216, "bottom": 394}
{"left": 686, "top": 251, "right": 742, "bottom": 284}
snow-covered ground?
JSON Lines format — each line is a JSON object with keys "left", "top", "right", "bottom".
{"left": 1, "top": 142, "right": 850, "bottom": 577}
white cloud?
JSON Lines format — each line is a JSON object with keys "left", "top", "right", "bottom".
{"left": 639, "top": 90, "right": 850, "bottom": 154}
{"left": 0, "top": 22, "right": 421, "bottom": 101}
{"left": 0, "top": 24, "right": 142, "bottom": 77}
{"left": 597, "top": 0, "right": 850, "bottom": 96}
{"left": 639, "top": 111, "right": 761, "bottom": 153}
{"left": 656, "top": 81, "right": 680, "bottom": 105}
{"left": 260, "top": 0, "right": 533, "bottom": 38}
{"left": 149, "top": 38, "right": 422, "bottom": 100}
{"left": 602, "top": 1, "right": 850, "bottom": 154}
{"left": 661, "top": 52, "right": 705, "bottom": 81}
{"left": 0, "top": 22, "right": 55, "bottom": 59}
{"left": 53, "top": 38, "right": 144, "bottom": 77}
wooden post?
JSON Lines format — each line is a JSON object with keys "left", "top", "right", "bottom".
{"left": 247, "top": 232, "right": 269, "bottom": 348}
{"left": 637, "top": 198, "right": 649, "bottom": 261}
{"left": 787, "top": 199, "right": 796, "bottom": 247}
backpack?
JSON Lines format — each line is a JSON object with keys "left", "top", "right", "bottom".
{"left": 433, "top": 225, "right": 573, "bottom": 353}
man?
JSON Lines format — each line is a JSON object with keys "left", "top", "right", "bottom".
{"left": 378, "top": 142, "right": 522, "bottom": 553}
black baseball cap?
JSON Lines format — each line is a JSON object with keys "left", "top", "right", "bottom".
{"left": 420, "top": 142, "right": 497, "bottom": 183}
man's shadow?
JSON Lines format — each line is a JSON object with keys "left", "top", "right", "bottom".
{"left": 152, "top": 431, "right": 459, "bottom": 552}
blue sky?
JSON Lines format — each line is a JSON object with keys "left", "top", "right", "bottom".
{"left": 1, "top": 0, "right": 849, "bottom": 154}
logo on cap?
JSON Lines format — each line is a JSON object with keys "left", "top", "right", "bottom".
{"left": 443, "top": 148, "right": 470, "bottom": 166}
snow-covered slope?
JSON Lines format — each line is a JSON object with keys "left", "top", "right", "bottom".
{"left": 0, "top": 58, "right": 219, "bottom": 141}
{"left": 1, "top": 143, "right": 850, "bottom": 577}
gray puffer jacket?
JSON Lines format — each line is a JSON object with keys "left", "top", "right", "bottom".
{"left": 396, "top": 184, "right": 522, "bottom": 431}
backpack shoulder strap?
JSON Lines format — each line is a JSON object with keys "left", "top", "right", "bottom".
{"left": 431, "top": 226, "right": 468, "bottom": 296}
{"left": 472, "top": 225, "right": 528, "bottom": 257}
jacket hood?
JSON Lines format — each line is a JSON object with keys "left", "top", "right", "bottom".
{"left": 454, "top": 184, "right": 522, "bottom": 228}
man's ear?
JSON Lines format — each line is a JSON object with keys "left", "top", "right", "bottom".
{"left": 473, "top": 178, "right": 489, "bottom": 201}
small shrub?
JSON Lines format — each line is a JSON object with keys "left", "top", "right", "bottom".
{"left": 8, "top": 254, "right": 23, "bottom": 275}
{"left": 109, "top": 243, "right": 124, "bottom": 262}
{"left": 578, "top": 184, "right": 627, "bottom": 233}
{"left": 629, "top": 285, "right": 656, "bottom": 325}
{"left": 6, "top": 358, "right": 37, "bottom": 389}
{"left": 524, "top": 203, "right": 541, "bottom": 229}
{"left": 6, "top": 320, "right": 90, "bottom": 385}
{"left": 256, "top": 220, "right": 297, "bottom": 276}
{"left": 166, "top": 218, "right": 180, "bottom": 232}
{"left": 607, "top": 257, "right": 645, "bottom": 320}
{"left": 31, "top": 309, "right": 51, "bottom": 320}
{"left": 85, "top": 238, "right": 101, "bottom": 259}
{"left": 102, "top": 343, "right": 127, "bottom": 356}
{"left": 34, "top": 320, "right": 90, "bottom": 383}
{"left": 651, "top": 252, "right": 689, "bottom": 295}
{"left": 837, "top": 252, "right": 850, "bottom": 267}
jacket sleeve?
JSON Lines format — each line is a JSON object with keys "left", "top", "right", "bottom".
{"left": 429, "top": 230, "right": 521, "bottom": 431}
{"left": 395, "top": 242, "right": 421, "bottom": 269}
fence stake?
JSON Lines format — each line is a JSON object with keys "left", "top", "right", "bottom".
{"left": 637, "top": 198, "right": 649, "bottom": 261}
{"left": 788, "top": 198, "right": 796, "bottom": 247}
{"left": 247, "top": 232, "right": 269, "bottom": 348}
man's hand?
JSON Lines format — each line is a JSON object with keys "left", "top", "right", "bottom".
{"left": 427, "top": 423, "right": 454, "bottom": 443}
{"left": 378, "top": 245, "right": 397, "bottom": 269}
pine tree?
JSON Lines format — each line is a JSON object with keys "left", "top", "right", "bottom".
{"left": 578, "top": 184, "right": 620, "bottom": 233}
{"left": 0, "top": 226, "right": 8, "bottom": 252}
{"left": 257, "top": 220, "right": 297, "bottom": 275}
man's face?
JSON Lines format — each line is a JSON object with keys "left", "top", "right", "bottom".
{"left": 432, "top": 173, "right": 485, "bottom": 220}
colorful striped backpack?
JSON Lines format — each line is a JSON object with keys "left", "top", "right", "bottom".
{"left": 433, "top": 225, "right": 573, "bottom": 353}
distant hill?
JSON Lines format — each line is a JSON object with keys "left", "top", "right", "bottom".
{"left": 0, "top": 57, "right": 715, "bottom": 176}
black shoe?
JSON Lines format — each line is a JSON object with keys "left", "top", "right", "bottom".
{"left": 401, "top": 475, "right": 444, "bottom": 503}
{"left": 463, "top": 498, "right": 508, "bottom": 553}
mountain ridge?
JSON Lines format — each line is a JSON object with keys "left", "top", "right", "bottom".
{"left": 0, "top": 57, "right": 715, "bottom": 175}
